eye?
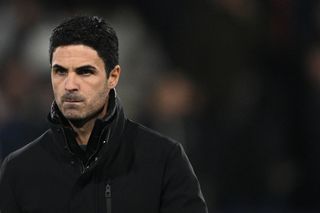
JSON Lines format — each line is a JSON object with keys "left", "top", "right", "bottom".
{"left": 52, "top": 67, "right": 67, "bottom": 75}
{"left": 76, "top": 67, "right": 95, "bottom": 76}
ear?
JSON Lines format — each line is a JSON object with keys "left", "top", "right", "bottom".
{"left": 107, "top": 65, "right": 121, "bottom": 89}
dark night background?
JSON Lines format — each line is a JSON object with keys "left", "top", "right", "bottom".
{"left": 1, "top": 0, "right": 320, "bottom": 212}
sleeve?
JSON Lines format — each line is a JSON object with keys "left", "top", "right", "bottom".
{"left": 0, "top": 156, "right": 21, "bottom": 213}
{"left": 160, "top": 142, "right": 208, "bottom": 213}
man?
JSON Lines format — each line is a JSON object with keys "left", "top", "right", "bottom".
{"left": 0, "top": 16, "right": 207, "bottom": 213}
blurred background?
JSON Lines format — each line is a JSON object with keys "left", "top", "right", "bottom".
{"left": 1, "top": 0, "right": 320, "bottom": 212}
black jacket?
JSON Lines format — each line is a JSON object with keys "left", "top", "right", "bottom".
{"left": 0, "top": 90, "right": 207, "bottom": 213}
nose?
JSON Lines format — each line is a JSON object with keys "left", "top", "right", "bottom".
{"left": 64, "top": 73, "right": 79, "bottom": 91}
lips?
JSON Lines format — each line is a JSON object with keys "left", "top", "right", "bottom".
{"left": 63, "top": 99, "right": 82, "bottom": 103}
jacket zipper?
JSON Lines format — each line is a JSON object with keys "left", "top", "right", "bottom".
{"left": 105, "top": 181, "right": 112, "bottom": 213}
{"left": 81, "top": 128, "right": 111, "bottom": 174}
{"left": 86, "top": 127, "right": 111, "bottom": 165}
{"left": 61, "top": 127, "right": 111, "bottom": 174}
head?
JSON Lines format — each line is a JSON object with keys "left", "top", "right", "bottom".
{"left": 49, "top": 15, "right": 119, "bottom": 75}
{"left": 49, "top": 16, "right": 121, "bottom": 125}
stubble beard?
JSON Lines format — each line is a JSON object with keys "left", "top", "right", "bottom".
{"left": 59, "top": 91, "right": 109, "bottom": 128}
{"left": 66, "top": 103, "right": 106, "bottom": 128}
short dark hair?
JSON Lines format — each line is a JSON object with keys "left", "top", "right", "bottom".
{"left": 49, "top": 16, "right": 119, "bottom": 74}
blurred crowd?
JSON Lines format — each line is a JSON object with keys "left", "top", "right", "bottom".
{"left": 2, "top": 0, "right": 320, "bottom": 212}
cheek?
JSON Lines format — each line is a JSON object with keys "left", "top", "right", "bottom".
{"left": 94, "top": 86, "right": 109, "bottom": 99}
{"left": 51, "top": 77, "right": 60, "bottom": 90}
{"left": 86, "top": 83, "right": 108, "bottom": 100}
{"left": 51, "top": 81, "right": 63, "bottom": 102}
{"left": 97, "top": 85, "right": 110, "bottom": 102}
{"left": 95, "top": 79, "right": 109, "bottom": 93}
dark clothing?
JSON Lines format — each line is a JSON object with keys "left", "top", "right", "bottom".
{"left": 0, "top": 90, "right": 207, "bottom": 213}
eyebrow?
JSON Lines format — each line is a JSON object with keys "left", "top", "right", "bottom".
{"left": 52, "top": 64, "right": 67, "bottom": 71}
{"left": 75, "top": 65, "right": 97, "bottom": 72}
{"left": 51, "top": 64, "right": 98, "bottom": 71}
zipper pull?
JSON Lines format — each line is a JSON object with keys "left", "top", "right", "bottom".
{"left": 105, "top": 182, "right": 112, "bottom": 213}
{"left": 105, "top": 183, "right": 111, "bottom": 198}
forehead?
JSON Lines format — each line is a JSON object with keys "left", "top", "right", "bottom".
{"left": 52, "top": 45, "right": 104, "bottom": 68}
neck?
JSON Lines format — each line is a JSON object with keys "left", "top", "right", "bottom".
{"left": 69, "top": 120, "right": 95, "bottom": 145}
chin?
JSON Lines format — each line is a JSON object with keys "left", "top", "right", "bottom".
{"left": 63, "top": 112, "right": 84, "bottom": 121}
{"left": 65, "top": 116, "right": 83, "bottom": 121}
{"left": 66, "top": 116, "right": 88, "bottom": 127}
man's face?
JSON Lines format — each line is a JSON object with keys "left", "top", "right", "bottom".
{"left": 51, "top": 44, "right": 120, "bottom": 123}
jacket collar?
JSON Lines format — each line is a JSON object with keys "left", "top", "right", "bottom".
{"left": 47, "top": 89, "right": 131, "bottom": 178}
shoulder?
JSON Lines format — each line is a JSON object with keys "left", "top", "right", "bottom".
{"left": 127, "top": 119, "right": 179, "bottom": 147}
{"left": 126, "top": 119, "right": 182, "bottom": 160}
{"left": 1, "top": 129, "right": 52, "bottom": 171}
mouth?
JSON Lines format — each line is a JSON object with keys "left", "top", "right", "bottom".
{"left": 63, "top": 101, "right": 83, "bottom": 106}
{"left": 63, "top": 100, "right": 82, "bottom": 103}
{"left": 62, "top": 99, "right": 84, "bottom": 106}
